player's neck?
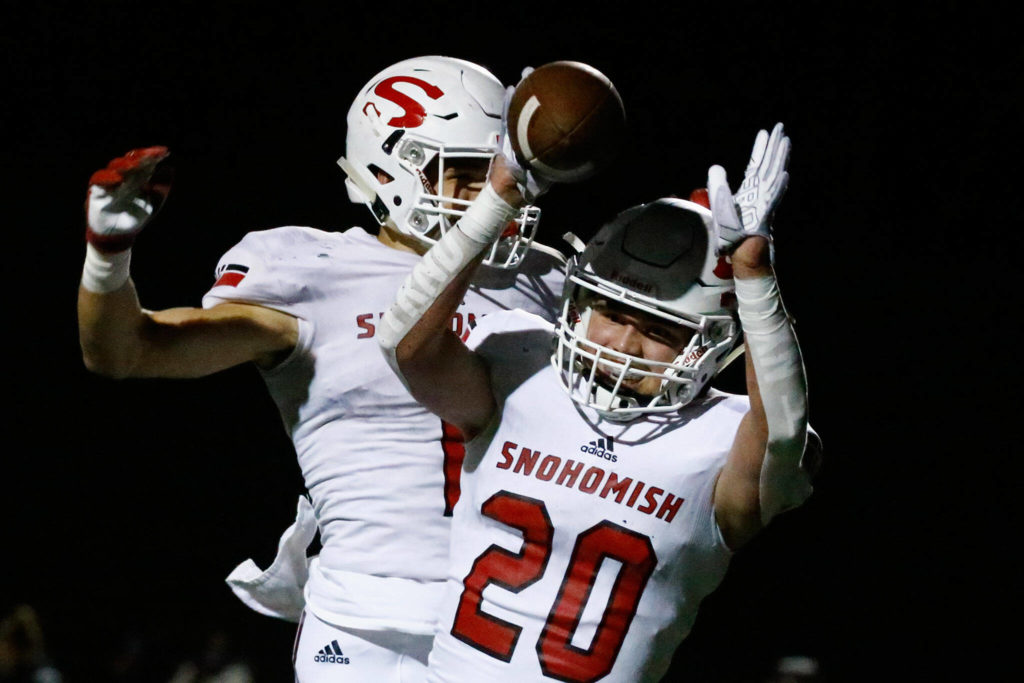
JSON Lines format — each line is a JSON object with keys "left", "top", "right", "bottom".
{"left": 377, "top": 224, "right": 429, "bottom": 255}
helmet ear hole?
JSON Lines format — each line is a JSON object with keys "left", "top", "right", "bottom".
{"left": 394, "top": 196, "right": 402, "bottom": 206}
{"left": 367, "top": 164, "right": 394, "bottom": 184}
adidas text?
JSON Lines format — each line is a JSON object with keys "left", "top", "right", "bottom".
{"left": 314, "top": 640, "right": 350, "bottom": 664}
{"left": 581, "top": 439, "right": 617, "bottom": 462}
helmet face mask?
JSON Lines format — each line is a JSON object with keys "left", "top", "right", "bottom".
{"left": 339, "top": 56, "right": 539, "bottom": 268}
{"left": 552, "top": 198, "right": 739, "bottom": 420}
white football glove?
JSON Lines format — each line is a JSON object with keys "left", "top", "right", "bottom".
{"left": 86, "top": 146, "right": 171, "bottom": 253}
{"left": 499, "top": 68, "right": 551, "bottom": 202}
{"left": 709, "top": 122, "right": 790, "bottom": 254}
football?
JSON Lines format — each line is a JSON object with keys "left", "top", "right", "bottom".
{"left": 506, "top": 61, "right": 626, "bottom": 183}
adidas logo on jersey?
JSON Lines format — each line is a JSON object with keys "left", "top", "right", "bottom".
{"left": 313, "top": 640, "right": 350, "bottom": 664}
{"left": 581, "top": 437, "right": 617, "bottom": 462}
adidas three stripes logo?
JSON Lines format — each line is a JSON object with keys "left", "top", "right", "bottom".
{"left": 580, "top": 437, "right": 617, "bottom": 461}
{"left": 313, "top": 640, "right": 350, "bottom": 664}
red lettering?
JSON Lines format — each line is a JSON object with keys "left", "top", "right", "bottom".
{"left": 626, "top": 481, "right": 646, "bottom": 508}
{"left": 579, "top": 466, "right": 605, "bottom": 494}
{"left": 638, "top": 487, "right": 665, "bottom": 515}
{"left": 356, "top": 313, "right": 375, "bottom": 339}
{"left": 514, "top": 448, "right": 540, "bottom": 476}
{"left": 656, "top": 493, "right": 684, "bottom": 523}
{"left": 495, "top": 442, "right": 683, "bottom": 525}
{"left": 600, "top": 473, "right": 633, "bottom": 503}
{"left": 373, "top": 76, "right": 444, "bottom": 128}
{"left": 556, "top": 460, "right": 584, "bottom": 488}
{"left": 536, "top": 455, "right": 560, "bottom": 481}
{"left": 497, "top": 442, "right": 517, "bottom": 470}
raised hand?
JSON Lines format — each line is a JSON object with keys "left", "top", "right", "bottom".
{"left": 86, "top": 146, "right": 171, "bottom": 253}
{"left": 499, "top": 68, "right": 551, "bottom": 202}
{"left": 708, "top": 123, "right": 790, "bottom": 254}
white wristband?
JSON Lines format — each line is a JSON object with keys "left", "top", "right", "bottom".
{"left": 81, "top": 243, "right": 132, "bottom": 293}
{"left": 455, "top": 183, "right": 517, "bottom": 244}
{"left": 735, "top": 274, "right": 812, "bottom": 524}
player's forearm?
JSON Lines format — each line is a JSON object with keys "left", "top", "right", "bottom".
{"left": 393, "top": 256, "right": 481, "bottom": 368}
{"left": 735, "top": 269, "right": 812, "bottom": 524}
{"left": 379, "top": 183, "right": 517, "bottom": 432}
{"left": 78, "top": 279, "right": 150, "bottom": 378}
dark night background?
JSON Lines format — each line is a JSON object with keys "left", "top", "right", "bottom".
{"left": 2, "top": 2, "right": 1014, "bottom": 681}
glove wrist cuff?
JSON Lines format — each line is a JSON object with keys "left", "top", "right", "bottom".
{"left": 86, "top": 227, "right": 139, "bottom": 254}
{"left": 81, "top": 243, "right": 131, "bottom": 293}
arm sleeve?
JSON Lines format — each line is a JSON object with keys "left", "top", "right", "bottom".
{"left": 736, "top": 274, "right": 814, "bottom": 524}
{"left": 201, "top": 229, "right": 303, "bottom": 314}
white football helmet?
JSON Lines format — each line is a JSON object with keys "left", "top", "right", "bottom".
{"left": 338, "top": 56, "right": 539, "bottom": 268}
{"left": 552, "top": 197, "right": 740, "bottom": 420}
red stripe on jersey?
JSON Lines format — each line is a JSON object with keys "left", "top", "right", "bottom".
{"left": 441, "top": 421, "right": 466, "bottom": 517}
{"left": 214, "top": 271, "right": 246, "bottom": 287}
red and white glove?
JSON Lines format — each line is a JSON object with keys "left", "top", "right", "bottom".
{"left": 86, "top": 146, "right": 171, "bottom": 253}
{"left": 81, "top": 146, "right": 171, "bottom": 293}
{"left": 709, "top": 123, "right": 790, "bottom": 255}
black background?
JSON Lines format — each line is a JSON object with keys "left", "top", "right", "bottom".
{"left": 2, "top": 2, "right": 1013, "bottom": 681}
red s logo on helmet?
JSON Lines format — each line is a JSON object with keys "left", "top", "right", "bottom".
{"left": 372, "top": 76, "right": 444, "bottom": 128}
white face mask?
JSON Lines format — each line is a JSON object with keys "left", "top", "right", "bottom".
{"left": 550, "top": 198, "right": 740, "bottom": 420}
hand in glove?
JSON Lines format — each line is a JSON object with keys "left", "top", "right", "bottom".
{"left": 498, "top": 67, "right": 551, "bottom": 202}
{"left": 708, "top": 123, "right": 790, "bottom": 254}
{"left": 86, "top": 146, "right": 171, "bottom": 253}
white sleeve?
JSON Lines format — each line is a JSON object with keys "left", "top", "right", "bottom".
{"left": 201, "top": 230, "right": 295, "bottom": 313}
{"left": 735, "top": 274, "right": 814, "bottom": 524}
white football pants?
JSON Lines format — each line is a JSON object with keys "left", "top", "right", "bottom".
{"left": 293, "top": 607, "right": 432, "bottom": 682}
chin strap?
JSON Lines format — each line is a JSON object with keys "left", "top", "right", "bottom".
{"left": 735, "top": 274, "right": 813, "bottom": 524}
{"left": 378, "top": 184, "right": 517, "bottom": 387}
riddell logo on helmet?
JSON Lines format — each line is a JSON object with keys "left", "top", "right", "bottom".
{"left": 372, "top": 76, "right": 444, "bottom": 128}
{"left": 609, "top": 269, "right": 653, "bottom": 294}
{"left": 682, "top": 346, "right": 707, "bottom": 365}
{"left": 415, "top": 167, "right": 433, "bottom": 194}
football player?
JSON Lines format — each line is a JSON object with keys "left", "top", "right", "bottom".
{"left": 78, "top": 56, "right": 566, "bottom": 682}
{"left": 380, "top": 124, "right": 820, "bottom": 681}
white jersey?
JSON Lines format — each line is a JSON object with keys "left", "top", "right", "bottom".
{"left": 427, "top": 310, "right": 747, "bottom": 683}
{"left": 202, "top": 226, "right": 565, "bottom": 634}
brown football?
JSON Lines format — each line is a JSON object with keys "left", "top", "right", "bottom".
{"left": 506, "top": 61, "right": 626, "bottom": 183}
